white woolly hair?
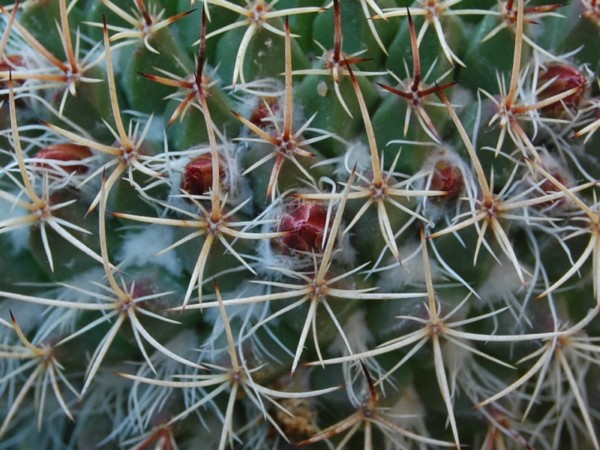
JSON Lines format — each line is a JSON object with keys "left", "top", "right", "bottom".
{"left": 384, "top": 386, "right": 429, "bottom": 450}
{"left": 116, "top": 224, "right": 182, "bottom": 276}
{"left": 309, "top": 139, "right": 373, "bottom": 181}
{"left": 377, "top": 238, "right": 437, "bottom": 293}
{"left": 110, "top": 330, "right": 202, "bottom": 442}
{"left": 328, "top": 309, "right": 374, "bottom": 356}
{"left": 0, "top": 192, "right": 30, "bottom": 254}
{"left": 478, "top": 255, "right": 535, "bottom": 328}
{"left": 198, "top": 288, "right": 274, "bottom": 363}
{"left": 340, "top": 140, "right": 373, "bottom": 177}
{"left": 0, "top": 267, "right": 106, "bottom": 340}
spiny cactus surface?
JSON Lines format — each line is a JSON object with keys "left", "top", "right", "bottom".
{"left": 1, "top": 0, "right": 600, "bottom": 449}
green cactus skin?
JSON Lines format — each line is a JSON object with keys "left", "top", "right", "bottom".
{"left": 1, "top": 0, "right": 600, "bottom": 449}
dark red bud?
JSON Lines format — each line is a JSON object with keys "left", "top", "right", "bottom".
{"left": 277, "top": 201, "right": 329, "bottom": 254}
{"left": 430, "top": 160, "right": 464, "bottom": 202}
{"left": 129, "top": 278, "right": 156, "bottom": 300}
{"left": 249, "top": 98, "right": 280, "bottom": 129}
{"left": 535, "top": 170, "right": 568, "bottom": 210}
{"left": 538, "top": 62, "right": 587, "bottom": 118}
{"left": 126, "top": 279, "right": 169, "bottom": 314}
{"left": 181, "top": 155, "right": 223, "bottom": 197}
{"left": 34, "top": 143, "right": 92, "bottom": 174}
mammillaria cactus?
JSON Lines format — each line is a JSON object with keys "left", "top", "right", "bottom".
{"left": 1, "top": 0, "right": 600, "bottom": 448}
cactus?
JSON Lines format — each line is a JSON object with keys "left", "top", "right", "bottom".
{"left": 1, "top": 0, "right": 600, "bottom": 448}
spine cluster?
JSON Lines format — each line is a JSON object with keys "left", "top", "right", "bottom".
{"left": 1, "top": 0, "right": 600, "bottom": 449}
